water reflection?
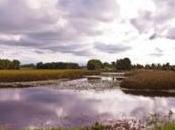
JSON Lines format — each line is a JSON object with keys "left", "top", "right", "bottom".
{"left": 0, "top": 86, "right": 175, "bottom": 129}
{"left": 57, "top": 78, "right": 119, "bottom": 90}
{"left": 122, "top": 89, "right": 175, "bottom": 97}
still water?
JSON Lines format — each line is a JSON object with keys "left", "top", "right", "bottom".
{"left": 0, "top": 78, "right": 175, "bottom": 129}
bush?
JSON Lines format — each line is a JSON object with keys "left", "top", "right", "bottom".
{"left": 87, "top": 59, "right": 103, "bottom": 70}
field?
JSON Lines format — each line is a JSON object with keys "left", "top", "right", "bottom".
{"left": 0, "top": 69, "right": 99, "bottom": 82}
{"left": 121, "top": 70, "right": 175, "bottom": 90}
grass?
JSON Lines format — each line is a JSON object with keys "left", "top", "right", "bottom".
{"left": 0, "top": 121, "right": 175, "bottom": 130}
{"left": 0, "top": 69, "right": 99, "bottom": 82}
{"left": 16, "top": 123, "right": 175, "bottom": 130}
{"left": 121, "top": 70, "right": 175, "bottom": 90}
{"left": 155, "top": 122, "right": 175, "bottom": 130}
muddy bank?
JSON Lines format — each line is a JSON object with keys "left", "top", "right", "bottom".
{"left": 0, "top": 79, "right": 65, "bottom": 88}
{"left": 0, "top": 78, "right": 121, "bottom": 89}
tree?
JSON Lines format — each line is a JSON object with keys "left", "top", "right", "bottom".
{"left": 87, "top": 59, "right": 103, "bottom": 70}
{"left": 21, "top": 63, "right": 36, "bottom": 69}
{"left": 132, "top": 64, "right": 144, "bottom": 69}
{"left": 162, "top": 63, "right": 170, "bottom": 70}
{"left": 103, "top": 62, "right": 113, "bottom": 71}
{"left": 36, "top": 62, "right": 43, "bottom": 69}
{"left": 36, "top": 62, "right": 80, "bottom": 69}
{"left": 12, "top": 60, "right": 20, "bottom": 69}
{"left": 116, "top": 58, "right": 132, "bottom": 71}
{"left": 0, "top": 59, "right": 20, "bottom": 69}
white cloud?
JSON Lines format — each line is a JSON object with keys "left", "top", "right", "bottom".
{"left": 0, "top": 0, "right": 175, "bottom": 64}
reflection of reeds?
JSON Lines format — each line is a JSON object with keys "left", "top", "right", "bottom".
{"left": 145, "top": 112, "right": 175, "bottom": 130}
{"left": 23, "top": 118, "right": 175, "bottom": 130}
{"left": 22, "top": 120, "right": 145, "bottom": 130}
{"left": 0, "top": 69, "right": 99, "bottom": 82}
{"left": 122, "top": 89, "right": 175, "bottom": 97}
{"left": 121, "top": 71, "right": 175, "bottom": 90}
{"left": 1, "top": 117, "right": 175, "bottom": 130}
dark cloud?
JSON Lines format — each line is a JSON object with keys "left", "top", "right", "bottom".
{"left": 58, "top": 0, "right": 118, "bottom": 22}
{"left": 0, "top": 0, "right": 57, "bottom": 33}
{"left": 0, "top": 0, "right": 119, "bottom": 58}
{"left": 94, "top": 42, "right": 131, "bottom": 54}
{"left": 0, "top": 39, "right": 91, "bottom": 56}
{"left": 149, "top": 33, "right": 157, "bottom": 40}
{"left": 34, "top": 50, "right": 46, "bottom": 54}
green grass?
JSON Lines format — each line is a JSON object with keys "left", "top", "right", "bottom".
{"left": 121, "top": 70, "right": 175, "bottom": 90}
{"left": 155, "top": 122, "right": 175, "bottom": 130}
{"left": 0, "top": 69, "right": 99, "bottom": 82}
{"left": 28, "top": 122, "right": 175, "bottom": 130}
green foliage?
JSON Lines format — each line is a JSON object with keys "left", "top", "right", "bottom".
{"left": 90, "top": 122, "right": 106, "bottom": 130}
{"left": 87, "top": 59, "right": 103, "bottom": 70}
{"left": 116, "top": 58, "right": 131, "bottom": 71}
{"left": 141, "top": 63, "right": 175, "bottom": 71}
{"left": 132, "top": 64, "right": 144, "bottom": 69}
{"left": 156, "top": 122, "right": 175, "bottom": 130}
{"left": 36, "top": 62, "right": 80, "bottom": 69}
{"left": 0, "top": 59, "right": 20, "bottom": 70}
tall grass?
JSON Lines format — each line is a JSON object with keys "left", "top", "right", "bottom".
{"left": 155, "top": 122, "right": 175, "bottom": 130}
{"left": 0, "top": 69, "right": 99, "bottom": 82}
{"left": 121, "top": 70, "right": 175, "bottom": 90}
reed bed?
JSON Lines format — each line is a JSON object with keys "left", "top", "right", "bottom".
{"left": 121, "top": 70, "right": 175, "bottom": 90}
{"left": 0, "top": 69, "right": 99, "bottom": 82}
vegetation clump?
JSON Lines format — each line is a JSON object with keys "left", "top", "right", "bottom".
{"left": 36, "top": 62, "right": 80, "bottom": 69}
{"left": 0, "top": 59, "right": 20, "bottom": 70}
{"left": 121, "top": 70, "right": 175, "bottom": 90}
{"left": 87, "top": 57, "right": 132, "bottom": 71}
{"left": 87, "top": 59, "right": 103, "bottom": 70}
{"left": 116, "top": 58, "right": 132, "bottom": 71}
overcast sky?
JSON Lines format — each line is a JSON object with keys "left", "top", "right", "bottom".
{"left": 0, "top": 0, "right": 175, "bottom": 64}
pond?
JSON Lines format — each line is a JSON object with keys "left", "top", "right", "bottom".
{"left": 0, "top": 77, "right": 175, "bottom": 129}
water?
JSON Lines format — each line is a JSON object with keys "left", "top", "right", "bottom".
{"left": 0, "top": 78, "right": 175, "bottom": 129}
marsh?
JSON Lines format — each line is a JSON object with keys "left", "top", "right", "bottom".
{"left": 0, "top": 76, "right": 175, "bottom": 129}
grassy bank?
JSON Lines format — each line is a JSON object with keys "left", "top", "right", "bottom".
{"left": 0, "top": 69, "right": 99, "bottom": 82}
{"left": 121, "top": 70, "right": 175, "bottom": 90}
{"left": 18, "top": 122, "right": 175, "bottom": 130}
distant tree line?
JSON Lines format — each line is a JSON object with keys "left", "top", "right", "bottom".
{"left": 20, "top": 63, "right": 36, "bottom": 69}
{"left": 0, "top": 59, "right": 20, "bottom": 69}
{"left": 132, "top": 63, "right": 175, "bottom": 71}
{"left": 36, "top": 62, "right": 80, "bottom": 69}
{"left": 87, "top": 58, "right": 175, "bottom": 71}
{"left": 87, "top": 58, "right": 132, "bottom": 71}
{"left": 0, "top": 58, "right": 175, "bottom": 71}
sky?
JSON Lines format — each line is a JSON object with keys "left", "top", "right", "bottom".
{"left": 0, "top": 0, "right": 175, "bottom": 65}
